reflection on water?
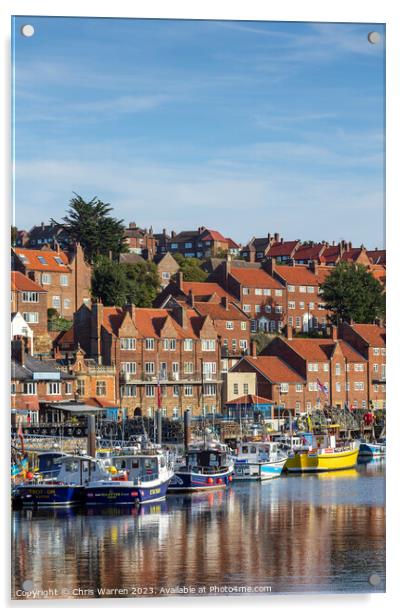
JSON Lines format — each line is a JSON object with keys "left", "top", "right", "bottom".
{"left": 12, "top": 463, "right": 385, "bottom": 598}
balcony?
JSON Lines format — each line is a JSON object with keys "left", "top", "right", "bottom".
{"left": 119, "top": 371, "right": 220, "bottom": 385}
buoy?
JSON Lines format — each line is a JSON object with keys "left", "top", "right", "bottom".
{"left": 228, "top": 475, "right": 233, "bottom": 482}
{"left": 207, "top": 477, "right": 214, "bottom": 485}
{"left": 26, "top": 471, "right": 34, "bottom": 480}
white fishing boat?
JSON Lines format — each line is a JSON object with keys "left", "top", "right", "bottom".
{"left": 232, "top": 440, "right": 287, "bottom": 481}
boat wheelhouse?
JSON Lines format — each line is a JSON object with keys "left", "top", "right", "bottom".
{"left": 169, "top": 443, "right": 233, "bottom": 492}
{"left": 233, "top": 440, "right": 287, "bottom": 481}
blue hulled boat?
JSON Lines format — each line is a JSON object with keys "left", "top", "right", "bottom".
{"left": 12, "top": 454, "right": 108, "bottom": 508}
{"left": 168, "top": 442, "right": 233, "bottom": 492}
{"left": 358, "top": 438, "right": 386, "bottom": 460}
{"left": 232, "top": 441, "right": 287, "bottom": 481}
{"left": 85, "top": 449, "right": 174, "bottom": 506}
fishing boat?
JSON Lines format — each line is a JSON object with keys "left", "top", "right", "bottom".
{"left": 168, "top": 441, "right": 233, "bottom": 491}
{"left": 358, "top": 438, "right": 386, "bottom": 460}
{"left": 285, "top": 434, "right": 359, "bottom": 473}
{"left": 85, "top": 449, "right": 174, "bottom": 505}
{"left": 12, "top": 454, "right": 108, "bottom": 508}
{"left": 232, "top": 440, "right": 287, "bottom": 481}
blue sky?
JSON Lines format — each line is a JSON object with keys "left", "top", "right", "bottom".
{"left": 12, "top": 17, "right": 385, "bottom": 247}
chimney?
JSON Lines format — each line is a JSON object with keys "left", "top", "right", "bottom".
{"left": 129, "top": 222, "right": 136, "bottom": 229}
{"left": 221, "top": 295, "right": 229, "bottom": 310}
{"left": 188, "top": 290, "right": 195, "bottom": 308}
{"left": 309, "top": 260, "right": 318, "bottom": 275}
{"left": 11, "top": 337, "right": 27, "bottom": 365}
{"left": 263, "top": 258, "right": 275, "bottom": 276}
{"left": 125, "top": 303, "right": 136, "bottom": 322}
{"left": 171, "top": 305, "right": 188, "bottom": 329}
{"left": 171, "top": 230, "right": 176, "bottom": 238}
{"left": 280, "top": 237, "right": 284, "bottom": 243}
{"left": 267, "top": 233, "right": 271, "bottom": 242}
{"left": 331, "top": 325, "right": 338, "bottom": 341}
{"left": 177, "top": 271, "right": 184, "bottom": 290}
{"left": 163, "top": 228, "right": 167, "bottom": 237}
{"left": 250, "top": 340, "right": 257, "bottom": 358}
{"left": 285, "top": 324, "right": 293, "bottom": 340}
{"left": 274, "top": 232, "right": 280, "bottom": 243}
{"left": 41, "top": 221, "right": 45, "bottom": 230}
{"left": 90, "top": 301, "right": 103, "bottom": 362}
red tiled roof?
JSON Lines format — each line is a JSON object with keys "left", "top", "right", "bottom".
{"left": 349, "top": 324, "right": 386, "bottom": 347}
{"left": 201, "top": 229, "right": 228, "bottom": 243}
{"left": 226, "top": 238, "right": 240, "bottom": 249}
{"left": 267, "top": 240, "right": 299, "bottom": 257}
{"left": 226, "top": 394, "right": 273, "bottom": 405}
{"left": 231, "top": 267, "right": 284, "bottom": 289}
{"left": 337, "top": 341, "right": 367, "bottom": 363}
{"left": 367, "top": 250, "right": 386, "bottom": 265}
{"left": 321, "top": 245, "right": 341, "bottom": 263}
{"left": 245, "top": 356, "right": 305, "bottom": 383}
{"left": 274, "top": 265, "right": 318, "bottom": 285}
{"left": 194, "top": 301, "right": 247, "bottom": 321}
{"left": 182, "top": 281, "right": 234, "bottom": 301}
{"left": 103, "top": 307, "right": 200, "bottom": 339}
{"left": 316, "top": 266, "right": 333, "bottom": 285}
{"left": 13, "top": 248, "right": 70, "bottom": 272}
{"left": 11, "top": 271, "right": 47, "bottom": 293}
{"left": 341, "top": 248, "right": 364, "bottom": 262}
{"left": 293, "top": 244, "right": 325, "bottom": 261}
{"left": 281, "top": 338, "right": 366, "bottom": 362}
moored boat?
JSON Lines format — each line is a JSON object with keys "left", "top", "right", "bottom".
{"left": 168, "top": 441, "right": 233, "bottom": 492}
{"left": 232, "top": 441, "right": 287, "bottom": 481}
{"left": 85, "top": 449, "right": 174, "bottom": 505}
{"left": 285, "top": 434, "right": 360, "bottom": 473}
{"left": 358, "top": 439, "right": 386, "bottom": 460}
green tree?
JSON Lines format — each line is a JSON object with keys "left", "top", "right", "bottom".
{"left": 11, "top": 226, "right": 18, "bottom": 246}
{"left": 320, "top": 262, "right": 385, "bottom": 325}
{"left": 92, "top": 257, "right": 128, "bottom": 306}
{"left": 173, "top": 254, "right": 208, "bottom": 282}
{"left": 55, "top": 194, "right": 127, "bottom": 263}
{"left": 124, "top": 261, "right": 160, "bottom": 307}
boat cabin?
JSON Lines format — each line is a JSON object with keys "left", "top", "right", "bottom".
{"left": 112, "top": 454, "right": 165, "bottom": 482}
{"left": 49, "top": 455, "right": 107, "bottom": 485}
{"left": 237, "top": 441, "right": 280, "bottom": 462}
{"left": 37, "top": 451, "right": 69, "bottom": 478}
{"left": 185, "top": 449, "right": 230, "bottom": 472}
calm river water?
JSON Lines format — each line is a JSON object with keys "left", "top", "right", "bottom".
{"left": 11, "top": 462, "right": 385, "bottom": 599}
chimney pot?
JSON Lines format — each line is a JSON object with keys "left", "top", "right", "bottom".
{"left": 285, "top": 324, "right": 293, "bottom": 340}
{"left": 250, "top": 340, "right": 257, "bottom": 358}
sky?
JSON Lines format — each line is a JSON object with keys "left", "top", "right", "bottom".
{"left": 12, "top": 17, "right": 385, "bottom": 247}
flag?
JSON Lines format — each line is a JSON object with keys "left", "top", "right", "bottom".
{"left": 316, "top": 378, "right": 329, "bottom": 397}
{"left": 17, "top": 419, "right": 23, "bottom": 438}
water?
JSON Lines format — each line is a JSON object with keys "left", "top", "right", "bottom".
{"left": 11, "top": 462, "right": 385, "bottom": 599}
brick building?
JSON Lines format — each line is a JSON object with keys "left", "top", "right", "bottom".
{"left": 339, "top": 323, "right": 386, "bottom": 409}
{"left": 73, "top": 302, "right": 223, "bottom": 418}
{"left": 165, "top": 227, "right": 229, "bottom": 259}
{"left": 153, "top": 252, "right": 180, "bottom": 288}
{"left": 11, "top": 339, "right": 75, "bottom": 425}
{"left": 123, "top": 222, "right": 157, "bottom": 259}
{"left": 11, "top": 272, "right": 49, "bottom": 351}
{"left": 11, "top": 244, "right": 92, "bottom": 318}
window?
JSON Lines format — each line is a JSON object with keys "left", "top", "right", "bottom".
{"left": 146, "top": 385, "right": 155, "bottom": 397}
{"left": 288, "top": 301, "right": 295, "bottom": 310}
{"left": 65, "top": 383, "right": 72, "bottom": 395}
{"left": 54, "top": 256, "right": 64, "bottom": 265}
{"left": 172, "top": 362, "right": 179, "bottom": 376}
{"left": 307, "top": 286, "right": 315, "bottom": 293}
{"left": 251, "top": 320, "right": 257, "bottom": 333}
{"left": 172, "top": 407, "right": 179, "bottom": 418}
{"left": 309, "top": 382, "right": 318, "bottom": 392}
{"left": 52, "top": 296, "right": 61, "bottom": 308}
{"left": 226, "top": 321, "right": 234, "bottom": 330}
{"left": 275, "top": 306, "right": 282, "bottom": 314}
{"left": 173, "top": 385, "right": 180, "bottom": 397}
{"left": 323, "top": 363, "right": 329, "bottom": 372}
{"left": 381, "top": 348, "right": 386, "bottom": 356}
{"left": 121, "top": 362, "right": 136, "bottom": 374}
{"left": 299, "top": 301, "right": 305, "bottom": 309}
{"left": 318, "top": 304, "right": 325, "bottom": 311}
{"left": 11, "top": 383, "right": 16, "bottom": 395}
{"left": 163, "top": 338, "right": 176, "bottom": 351}
{"left": 243, "top": 288, "right": 250, "bottom": 295}
{"left": 288, "top": 316, "right": 293, "bottom": 326}
{"left": 296, "top": 383, "right": 303, "bottom": 392}
{"left": 308, "top": 363, "right": 318, "bottom": 372}
{"left": 263, "top": 289, "right": 271, "bottom": 296}
{"left": 354, "top": 364, "right": 364, "bottom": 372}
{"left": 255, "top": 305, "right": 261, "bottom": 314}
{"left": 120, "top": 338, "right": 136, "bottom": 350}
{"left": 243, "top": 383, "right": 249, "bottom": 394}
{"left": 60, "top": 274, "right": 69, "bottom": 286}
{"left": 295, "top": 317, "right": 301, "bottom": 328}
{"left": 288, "top": 285, "right": 295, "bottom": 292}
{"left": 63, "top": 299, "right": 71, "bottom": 309}
{"left": 295, "top": 401, "right": 301, "bottom": 412}
{"left": 22, "top": 312, "right": 38, "bottom": 323}
{"left": 299, "top": 286, "right": 306, "bottom": 293}
{"left": 22, "top": 292, "right": 38, "bottom": 303}
{"left": 37, "top": 256, "right": 47, "bottom": 265}
{"left": 255, "top": 288, "right": 263, "bottom": 296}
{"left": 121, "top": 384, "right": 137, "bottom": 397}
{"left": 335, "top": 382, "right": 341, "bottom": 392}
{"left": 335, "top": 363, "right": 341, "bottom": 376}
{"left": 309, "top": 302, "right": 314, "bottom": 310}
{"left": 243, "top": 304, "right": 251, "bottom": 313}
{"left": 23, "top": 382, "right": 37, "bottom": 395}
{"left": 264, "top": 305, "right": 272, "bottom": 313}
{"left": 170, "top": 243, "right": 178, "bottom": 249}
{"left": 233, "top": 383, "right": 239, "bottom": 395}
{"left": 373, "top": 384, "right": 379, "bottom": 392}
{"left": 201, "top": 339, "right": 215, "bottom": 351}
{"left": 145, "top": 362, "right": 155, "bottom": 375}
{"left": 354, "top": 382, "right": 364, "bottom": 391}
{"left": 239, "top": 339, "right": 248, "bottom": 350}
{"left": 184, "top": 362, "right": 193, "bottom": 374}
{"left": 381, "top": 364, "right": 386, "bottom": 379}
{"left": 77, "top": 379, "right": 85, "bottom": 396}
{"left": 280, "top": 383, "right": 289, "bottom": 393}
{"left": 145, "top": 338, "right": 155, "bottom": 350}
{"left": 47, "top": 382, "right": 61, "bottom": 395}
{"left": 184, "top": 385, "right": 193, "bottom": 397}
{"left": 185, "top": 242, "right": 193, "bottom": 248}
{"left": 306, "top": 402, "right": 312, "bottom": 411}
{"left": 182, "top": 338, "right": 193, "bottom": 352}
{"left": 203, "top": 384, "right": 217, "bottom": 396}
{"left": 373, "top": 364, "right": 378, "bottom": 372}
{"left": 275, "top": 290, "right": 283, "bottom": 297}
{"left": 203, "top": 362, "right": 216, "bottom": 378}
{"left": 96, "top": 381, "right": 106, "bottom": 396}
{"left": 241, "top": 321, "right": 247, "bottom": 330}
{"left": 41, "top": 273, "right": 52, "bottom": 285}
{"left": 162, "top": 271, "right": 170, "bottom": 280}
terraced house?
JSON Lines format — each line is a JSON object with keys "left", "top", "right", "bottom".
{"left": 73, "top": 302, "right": 223, "bottom": 418}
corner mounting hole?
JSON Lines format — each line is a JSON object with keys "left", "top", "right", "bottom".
{"left": 21, "top": 24, "right": 35, "bottom": 38}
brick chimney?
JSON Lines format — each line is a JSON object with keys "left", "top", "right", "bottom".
{"left": 285, "top": 324, "right": 293, "bottom": 340}
{"left": 90, "top": 301, "right": 103, "bottom": 361}
{"left": 221, "top": 295, "right": 229, "bottom": 310}
{"left": 309, "top": 260, "right": 318, "bottom": 274}
{"left": 263, "top": 257, "right": 275, "bottom": 276}
{"left": 125, "top": 303, "right": 136, "bottom": 322}
{"left": 177, "top": 271, "right": 184, "bottom": 290}
{"left": 331, "top": 325, "right": 338, "bottom": 340}
{"left": 11, "top": 337, "right": 28, "bottom": 365}
{"left": 171, "top": 305, "right": 188, "bottom": 329}
{"left": 274, "top": 232, "right": 280, "bottom": 243}
{"left": 188, "top": 290, "right": 195, "bottom": 308}
{"left": 250, "top": 340, "right": 257, "bottom": 358}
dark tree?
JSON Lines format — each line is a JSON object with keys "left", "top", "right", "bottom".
{"left": 173, "top": 253, "right": 208, "bottom": 282}
{"left": 124, "top": 261, "right": 160, "bottom": 307}
{"left": 55, "top": 194, "right": 127, "bottom": 263}
{"left": 320, "top": 262, "right": 385, "bottom": 325}
{"left": 92, "top": 257, "right": 129, "bottom": 307}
